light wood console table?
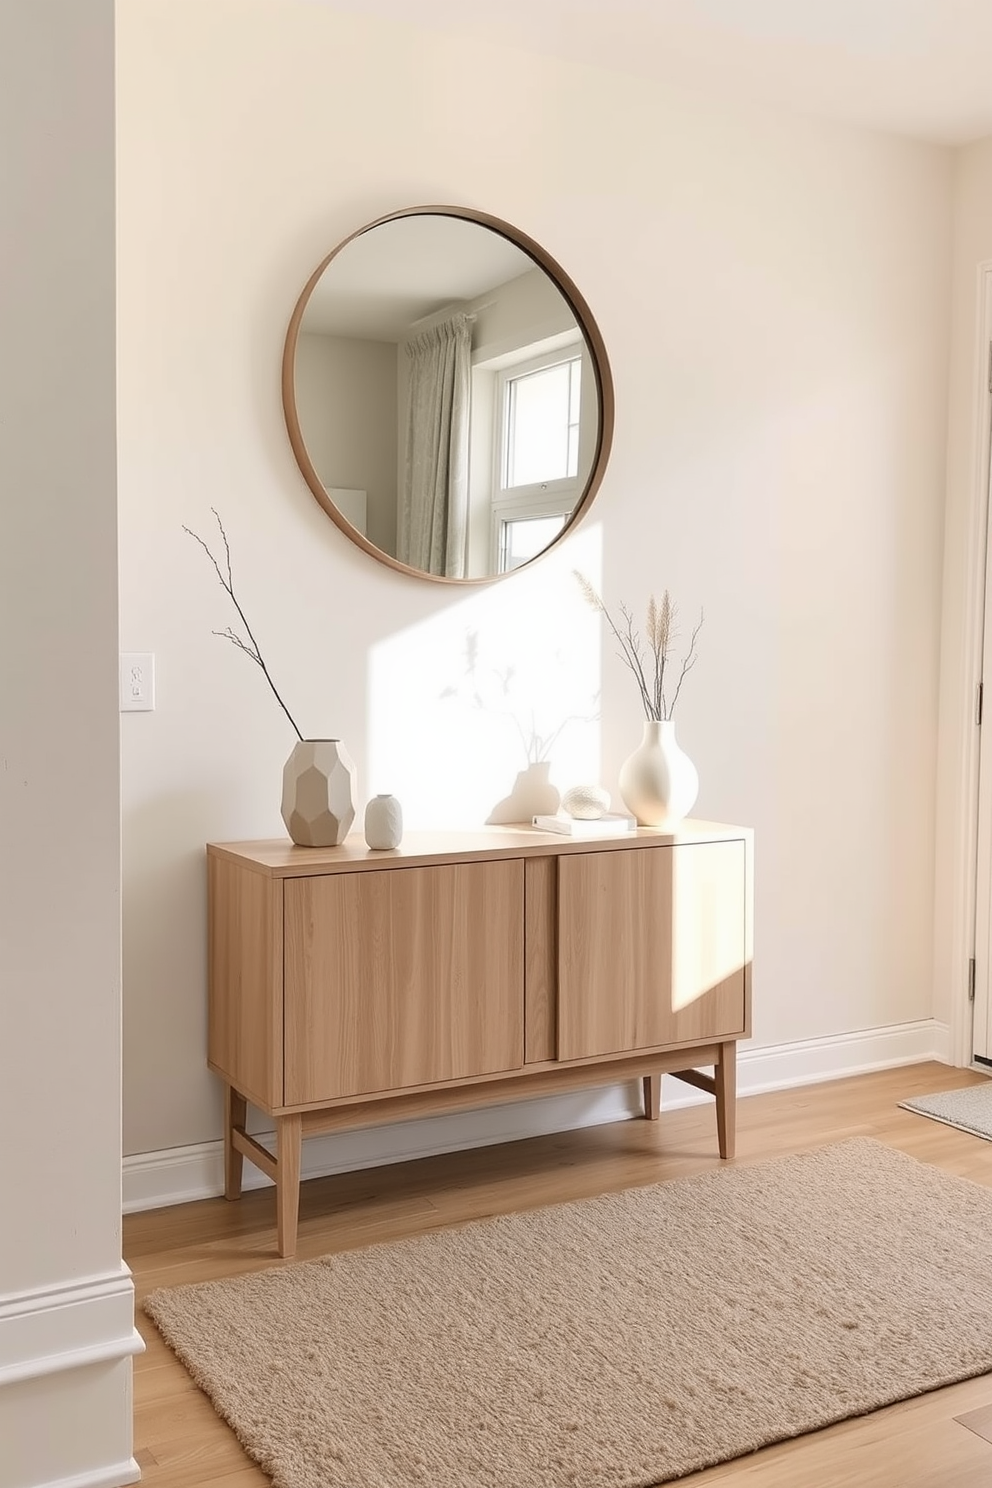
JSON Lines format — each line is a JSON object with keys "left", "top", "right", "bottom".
{"left": 207, "top": 819, "right": 753, "bottom": 1256}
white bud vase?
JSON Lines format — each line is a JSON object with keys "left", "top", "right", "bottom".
{"left": 618, "top": 719, "right": 698, "bottom": 828}
{"left": 364, "top": 793, "right": 403, "bottom": 850}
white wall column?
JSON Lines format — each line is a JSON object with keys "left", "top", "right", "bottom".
{"left": 0, "top": 3, "right": 139, "bottom": 1484}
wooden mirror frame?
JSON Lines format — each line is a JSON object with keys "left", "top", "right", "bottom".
{"left": 282, "top": 205, "right": 615, "bottom": 585}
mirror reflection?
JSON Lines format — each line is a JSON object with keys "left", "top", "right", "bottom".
{"left": 284, "top": 210, "right": 610, "bottom": 582}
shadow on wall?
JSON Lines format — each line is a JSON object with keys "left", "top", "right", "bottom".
{"left": 440, "top": 626, "right": 601, "bottom": 823}
{"left": 365, "top": 522, "right": 607, "bottom": 829}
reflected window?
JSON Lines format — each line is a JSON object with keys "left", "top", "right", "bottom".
{"left": 498, "top": 511, "right": 569, "bottom": 573}
{"left": 488, "top": 344, "right": 587, "bottom": 573}
{"left": 503, "top": 354, "right": 582, "bottom": 488}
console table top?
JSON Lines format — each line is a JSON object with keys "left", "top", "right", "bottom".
{"left": 207, "top": 818, "right": 752, "bottom": 877}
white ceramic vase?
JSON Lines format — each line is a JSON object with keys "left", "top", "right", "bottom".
{"left": 364, "top": 793, "right": 403, "bottom": 850}
{"left": 618, "top": 719, "right": 698, "bottom": 827}
{"left": 281, "top": 738, "right": 357, "bottom": 847}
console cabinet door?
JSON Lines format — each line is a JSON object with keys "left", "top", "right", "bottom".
{"left": 284, "top": 860, "right": 524, "bottom": 1103}
{"left": 557, "top": 841, "right": 747, "bottom": 1061}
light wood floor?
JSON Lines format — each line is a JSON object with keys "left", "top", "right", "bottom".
{"left": 126, "top": 1061, "right": 992, "bottom": 1488}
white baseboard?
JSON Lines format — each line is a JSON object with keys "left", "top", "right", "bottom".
{"left": 737, "top": 1017, "right": 951, "bottom": 1093}
{"left": 930, "top": 1021, "right": 955, "bottom": 1064}
{"left": 42, "top": 1463, "right": 140, "bottom": 1488}
{"left": 0, "top": 1267, "right": 142, "bottom": 1488}
{"left": 0, "top": 1365, "right": 139, "bottom": 1488}
{"left": 123, "top": 1019, "right": 951, "bottom": 1214}
{"left": 0, "top": 1266, "right": 143, "bottom": 1387}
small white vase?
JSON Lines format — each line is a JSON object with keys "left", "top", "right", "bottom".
{"left": 364, "top": 793, "right": 403, "bottom": 850}
{"left": 618, "top": 719, "right": 698, "bottom": 828}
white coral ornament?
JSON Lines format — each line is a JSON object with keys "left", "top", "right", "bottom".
{"left": 561, "top": 784, "right": 611, "bottom": 820}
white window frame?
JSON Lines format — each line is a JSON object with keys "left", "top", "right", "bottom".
{"left": 492, "top": 503, "right": 573, "bottom": 574}
{"left": 490, "top": 341, "right": 586, "bottom": 571}
{"left": 496, "top": 346, "right": 583, "bottom": 497}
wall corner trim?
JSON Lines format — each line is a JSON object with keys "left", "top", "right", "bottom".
{"left": 0, "top": 1264, "right": 144, "bottom": 1387}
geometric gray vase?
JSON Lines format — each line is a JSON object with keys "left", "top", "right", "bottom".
{"left": 280, "top": 738, "right": 357, "bottom": 847}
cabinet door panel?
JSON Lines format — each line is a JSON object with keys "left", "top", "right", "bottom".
{"left": 284, "top": 860, "right": 524, "bottom": 1103}
{"left": 558, "top": 842, "right": 747, "bottom": 1061}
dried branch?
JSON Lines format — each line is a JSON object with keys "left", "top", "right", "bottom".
{"left": 575, "top": 571, "right": 702, "bottom": 721}
{"left": 665, "top": 609, "right": 704, "bottom": 719}
{"left": 184, "top": 509, "right": 304, "bottom": 741}
{"left": 617, "top": 603, "right": 654, "bottom": 719}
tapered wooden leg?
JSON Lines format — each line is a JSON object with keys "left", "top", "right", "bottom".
{"left": 715, "top": 1041, "right": 737, "bottom": 1159}
{"left": 276, "top": 1113, "right": 303, "bottom": 1258}
{"left": 224, "top": 1087, "right": 248, "bottom": 1200}
{"left": 642, "top": 1073, "right": 661, "bottom": 1121}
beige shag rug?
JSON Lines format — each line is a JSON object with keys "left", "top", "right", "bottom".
{"left": 144, "top": 1139, "right": 992, "bottom": 1488}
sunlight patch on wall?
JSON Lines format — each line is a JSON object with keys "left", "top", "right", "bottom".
{"left": 367, "top": 525, "right": 604, "bottom": 829}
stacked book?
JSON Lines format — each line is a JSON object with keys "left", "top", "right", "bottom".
{"left": 532, "top": 813, "right": 637, "bottom": 836}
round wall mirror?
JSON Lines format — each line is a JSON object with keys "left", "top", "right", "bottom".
{"left": 282, "top": 206, "right": 614, "bottom": 584}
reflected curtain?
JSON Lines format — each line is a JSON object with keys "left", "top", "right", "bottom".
{"left": 398, "top": 313, "right": 472, "bottom": 578}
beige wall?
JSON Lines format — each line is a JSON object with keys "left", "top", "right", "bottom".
{"left": 0, "top": 2, "right": 134, "bottom": 1483}
{"left": 117, "top": 1, "right": 952, "bottom": 1160}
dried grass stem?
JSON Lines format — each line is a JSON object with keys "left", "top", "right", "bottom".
{"left": 576, "top": 571, "right": 702, "bottom": 722}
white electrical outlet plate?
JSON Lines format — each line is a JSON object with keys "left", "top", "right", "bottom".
{"left": 120, "top": 652, "right": 155, "bottom": 711}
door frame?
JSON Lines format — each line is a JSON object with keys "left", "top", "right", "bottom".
{"left": 948, "top": 261, "right": 992, "bottom": 1067}
{"left": 970, "top": 267, "right": 992, "bottom": 1064}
